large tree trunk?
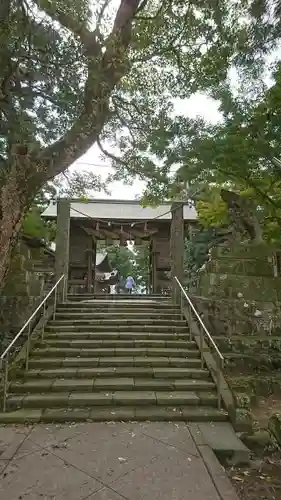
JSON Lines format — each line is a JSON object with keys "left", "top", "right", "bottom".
{"left": 0, "top": 153, "right": 40, "bottom": 292}
{"left": 0, "top": 189, "right": 26, "bottom": 291}
{"left": 0, "top": 211, "right": 24, "bottom": 292}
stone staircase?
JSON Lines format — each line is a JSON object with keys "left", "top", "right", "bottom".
{"left": 0, "top": 296, "right": 228, "bottom": 423}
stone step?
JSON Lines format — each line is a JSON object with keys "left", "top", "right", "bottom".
{"left": 192, "top": 422, "right": 250, "bottom": 465}
{"left": 7, "top": 390, "right": 218, "bottom": 410}
{"left": 48, "top": 319, "right": 187, "bottom": 327}
{"left": 43, "top": 335, "right": 194, "bottom": 348}
{"left": 61, "top": 302, "right": 178, "bottom": 310}
{"left": 45, "top": 324, "right": 188, "bottom": 333}
{"left": 4, "top": 293, "right": 229, "bottom": 426}
{"left": 43, "top": 331, "right": 190, "bottom": 340}
{"left": 67, "top": 294, "right": 171, "bottom": 300}
{"left": 28, "top": 356, "right": 203, "bottom": 368}
{"left": 34, "top": 345, "right": 199, "bottom": 358}
{"left": 0, "top": 406, "right": 228, "bottom": 424}
{"left": 24, "top": 366, "right": 210, "bottom": 379}
{"left": 10, "top": 378, "right": 216, "bottom": 393}
{"left": 54, "top": 312, "right": 182, "bottom": 320}
{"left": 56, "top": 306, "right": 180, "bottom": 313}
{"left": 64, "top": 300, "right": 173, "bottom": 307}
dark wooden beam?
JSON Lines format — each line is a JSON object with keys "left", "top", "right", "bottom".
{"left": 98, "top": 227, "right": 120, "bottom": 240}
{"left": 85, "top": 235, "right": 94, "bottom": 293}
{"left": 81, "top": 226, "right": 100, "bottom": 240}
{"left": 92, "top": 239, "right": 97, "bottom": 293}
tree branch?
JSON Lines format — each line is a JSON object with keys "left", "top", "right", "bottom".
{"left": 35, "top": 0, "right": 100, "bottom": 53}
{"left": 37, "top": 0, "right": 142, "bottom": 181}
{"left": 97, "top": 136, "right": 127, "bottom": 166}
{"left": 96, "top": 0, "right": 111, "bottom": 29}
{"left": 137, "top": 0, "right": 150, "bottom": 13}
{"left": 113, "top": 0, "right": 141, "bottom": 31}
{"left": 111, "top": 97, "right": 144, "bottom": 132}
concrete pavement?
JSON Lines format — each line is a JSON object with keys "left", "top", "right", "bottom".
{"left": 0, "top": 422, "right": 239, "bottom": 500}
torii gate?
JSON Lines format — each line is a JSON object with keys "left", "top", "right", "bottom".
{"left": 41, "top": 198, "right": 197, "bottom": 302}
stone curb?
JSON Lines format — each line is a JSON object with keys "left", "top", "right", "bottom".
{"left": 199, "top": 445, "right": 240, "bottom": 500}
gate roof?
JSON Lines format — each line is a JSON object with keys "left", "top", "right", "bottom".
{"left": 41, "top": 199, "right": 197, "bottom": 222}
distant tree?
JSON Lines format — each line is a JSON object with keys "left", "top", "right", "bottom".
{"left": 106, "top": 242, "right": 150, "bottom": 292}
{"left": 133, "top": 245, "right": 150, "bottom": 292}
{"left": 106, "top": 244, "right": 134, "bottom": 283}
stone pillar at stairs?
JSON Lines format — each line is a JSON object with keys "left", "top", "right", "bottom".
{"left": 55, "top": 198, "right": 70, "bottom": 302}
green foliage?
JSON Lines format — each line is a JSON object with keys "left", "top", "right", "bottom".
{"left": 0, "top": 1, "right": 85, "bottom": 159}
{"left": 169, "top": 61, "right": 281, "bottom": 199}
{"left": 133, "top": 245, "right": 150, "bottom": 291}
{"left": 3, "top": 0, "right": 281, "bottom": 193}
{"left": 196, "top": 188, "right": 229, "bottom": 228}
{"left": 21, "top": 207, "right": 47, "bottom": 239}
{"left": 94, "top": 0, "right": 281, "bottom": 188}
{"left": 195, "top": 180, "right": 281, "bottom": 245}
{"left": 54, "top": 170, "right": 109, "bottom": 198}
{"left": 184, "top": 228, "right": 226, "bottom": 288}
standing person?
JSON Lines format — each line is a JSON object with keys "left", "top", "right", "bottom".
{"left": 125, "top": 275, "right": 135, "bottom": 294}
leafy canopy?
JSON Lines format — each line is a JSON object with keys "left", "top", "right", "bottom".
{"left": 3, "top": 0, "right": 281, "bottom": 192}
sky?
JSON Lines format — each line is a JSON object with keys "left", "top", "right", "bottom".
{"left": 69, "top": 92, "right": 223, "bottom": 201}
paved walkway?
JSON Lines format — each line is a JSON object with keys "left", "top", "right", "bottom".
{"left": 0, "top": 422, "right": 239, "bottom": 500}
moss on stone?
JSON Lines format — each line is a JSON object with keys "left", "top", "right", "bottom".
{"left": 242, "top": 430, "right": 273, "bottom": 450}
{"left": 235, "top": 393, "right": 251, "bottom": 409}
{"left": 235, "top": 408, "right": 254, "bottom": 433}
{"left": 268, "top": 413, "right": 281, "bottom": 446}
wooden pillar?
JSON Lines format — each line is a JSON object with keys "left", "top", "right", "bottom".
{"left": 148, "top": 241, "right": 152, "bottom": 294}
{"left": 150, "top": 239, "right": 158, "bottom": 294}
{"left": 152, "top": 251, "right": 157, "bottom": 294}
{"left": 55, "top": 198, "right": 70, "bottom": 302}
{"left": 170, "top": 202, "right": 184, "bottom": 303}
{"left": 92, "top": 239, "right": 97, "bottom": 294}
{"left": 86, "top": 236, "right": 94, "bottom": 293}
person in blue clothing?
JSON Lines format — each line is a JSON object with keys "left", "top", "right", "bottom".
{"left": 125, "top": 275, "right": 135, "bottom": 294}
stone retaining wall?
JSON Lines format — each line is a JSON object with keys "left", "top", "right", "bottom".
{"left": 0, "top": 241, "right": 47, "bottom": 353}
{"left": 191, "top": 243, "right": 281, "bottom": 372}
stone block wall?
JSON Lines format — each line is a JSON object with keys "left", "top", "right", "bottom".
{"left": 0, "top": 240, "right": 47, "bottom": 353}
{"left": 191, "top": 243, "right": 281, "bottom": 373}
